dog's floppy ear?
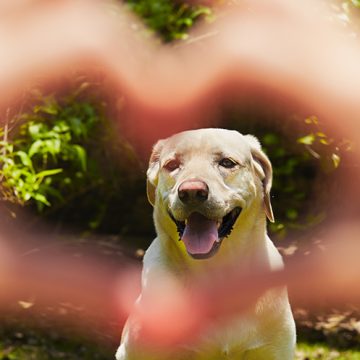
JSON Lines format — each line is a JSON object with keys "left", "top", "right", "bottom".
{"left": 146, "top": 139, "right": 165, "bottom": 206}
{"left": 245, "top": 135, "right": 274, "bottom": 223}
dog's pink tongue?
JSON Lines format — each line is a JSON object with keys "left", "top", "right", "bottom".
{"left": 181, "top": 213, "right": 218, "bottom": 256}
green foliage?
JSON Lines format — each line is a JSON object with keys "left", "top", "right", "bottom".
{"left": 0, "top": 0, "right": 352, "bottom": 241}
{"left": 296, "top": 342, "right": 360, "bottom": 359}
{"left": 0, "top": 83, "right": 147, "bottom": 235}
{"left": 260, "top": 128, "right": 318, "bottom": 237}
{"left": 265, "top": 116, "right": 351, "bottom": 238}
{"left": 220, "top": 106, "right": 351, "bottom": 239}
{"left": 0, "top": 325, "right": 112, "bottom": 360}
{"left": 0, "top": 91, "right": 100, "bottom": 212}
{"left": 125, "top": 0, "right": 212, "bottom": 41}
{"left": 297, "top": 116, "right": 352, "bottom": 172}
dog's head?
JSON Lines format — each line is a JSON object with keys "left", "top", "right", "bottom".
{"left": 147, "top": 128, "right": 274, "bottom": 260}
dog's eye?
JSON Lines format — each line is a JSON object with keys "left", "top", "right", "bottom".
{"left": 164, "top": 159, "right": 180, "bottom": 172}
{"left": 219, "top": 158, "right": 237, "bottom": 169}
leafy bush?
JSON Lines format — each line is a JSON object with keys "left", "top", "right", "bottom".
{"left": 265, "top": 116, "right": 351, "bottom": 238}
{"left": 125, "top": 0, "right": 212, "bottom": 41}
{"left": 0, "top": 83, "right": 149, "bottom": 236}
{"left": 0, "top": 0, "right": 352, "bottom": 242}
{"left": 0, "top": 89, "right": 350, "bottom": 240}
{"left": 0, "top": 90, "right": 99, "bottom": 212}
{"left": 220, "top": 106, "right": 351, "bottom": 239}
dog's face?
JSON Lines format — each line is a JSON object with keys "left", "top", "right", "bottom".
{"left": 147, "top": 128, "right": 274, "bottom": 260}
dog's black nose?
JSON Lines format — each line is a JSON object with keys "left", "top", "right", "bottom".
{"left": 178, "top": 180, "right": 209, "bottom": 204}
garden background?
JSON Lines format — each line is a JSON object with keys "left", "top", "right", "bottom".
{"left": 0, "top": 1, "right": 359, "bottom": 359}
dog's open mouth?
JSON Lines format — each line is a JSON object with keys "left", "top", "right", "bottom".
{"left": 169, "top": 207, "right": 242, "bottom": 259}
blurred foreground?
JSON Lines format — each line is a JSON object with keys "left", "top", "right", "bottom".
{"left": 1, "top": 0, "right": 360, "bottom": 359}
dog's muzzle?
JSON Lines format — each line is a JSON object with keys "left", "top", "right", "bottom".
{"left": 169, "top": 207, "right": 242, "bottom": 260}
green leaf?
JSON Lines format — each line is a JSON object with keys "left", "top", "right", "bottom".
{"left": 15, "top": 151, "right": 33, "bottom": 168}
{"left": 263, "top": 133, "right": 279, "bottom": 146}
{"left": 286, "top": 209, "right": 298, "bottom": 220}
{"left": 38, "top": 184, "right": 64, "bottom": 202}
{"left": 28, "top": 140, "right": 44, "bottom": 157}
{"left": 304, "top": 116, "right": 319, "bottom": 125}
{"left": 178, "top": 18, "right": 192, "bottom": 27}
{"left": 33, "top": 96, "right": 58, "bottom": 115}
{"left": 316, "top": 132, "right": 326, "bottom": 138}
{"left": 28, "top": 123, "right": 44, "bottom": 139}
{"left": 35, "top": 168, "right": 63, "bottom": 179}
{"left": 53, "top": 121, "right": 70, "bottom": 134}
{"left": 23, "top": 192, "right": 32, "bottom": 201}
{"left": 331, "top": 153, "right": 341, "bottom": 168}
{"left": 319, "top": 138, "right": 331, "bottom": 145}
{"left": 191, "top": 6, "right": 212, "bottom": 18}
{"left": 43, "top": 139, "right": 61, "bottom": 157}
{"left": 73, "top": 145, "right": 87, "bottom": 171}
{"left": 297, "top": 134, "right": 315, "bottom": 145}
{"left": 68, "top": 117, "right": 88, "bottom": 138}
{"left": 33, "top": 193, "right": 50, "bottom": 206}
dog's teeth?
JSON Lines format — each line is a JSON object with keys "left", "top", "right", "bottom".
{"left": 217, "top": 221, "right": 221, "bottom": 229}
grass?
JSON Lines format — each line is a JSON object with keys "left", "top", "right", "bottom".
{"left": 0, "top": 345, "right": 103, "bottom": 360}
{"left": 296, "top": 342, "right": 360, "bottom": 359}
{"left": 0, "top": 327, "right": 114, "bottom": 360}
{"left": 0, "top": 342, "right": 113, "bottom": 360}
{"left": 0, "top": 341, "right": 112, "bottom": 360}
{"left": 2, "top": 340, "right": 360, "bottom": 359}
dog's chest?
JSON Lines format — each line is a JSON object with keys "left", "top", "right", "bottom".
{"left": 188, "top": 312, "right": 265, "bottom": 359}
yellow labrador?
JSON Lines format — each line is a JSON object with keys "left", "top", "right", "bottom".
{"left": 116, "top": 128, "right": 296, "bottom": 360}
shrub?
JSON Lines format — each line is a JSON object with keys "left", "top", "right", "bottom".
{"left": 0, "top": 0, "right": 353, "bottom": 242}
{"left": 0, "top": 82, "right": 147, "bottom": 235}
{"left": 125, "top": 0, "right": 212, "bottom": 42}
{"left": 0, "top": 89, "right": 99, "bottom": 212}
{"left": 220, "top": 106, "right": 351, "bottom": 239}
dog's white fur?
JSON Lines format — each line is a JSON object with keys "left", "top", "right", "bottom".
{"left": 116, "top": 128, "right": 296, "bottom": 360}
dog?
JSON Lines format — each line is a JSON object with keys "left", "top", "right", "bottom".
{"left": 116, "top": 128, "right": 296, "bottom": 359}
